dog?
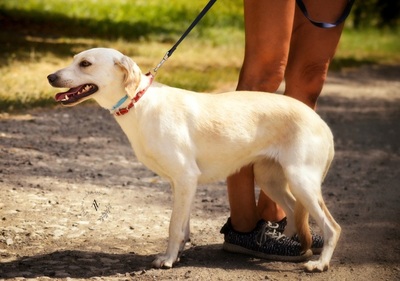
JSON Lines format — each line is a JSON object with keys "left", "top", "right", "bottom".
{"left": 47, "top": 48, "right": 341, "bottom": 272}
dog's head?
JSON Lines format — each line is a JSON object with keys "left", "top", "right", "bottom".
{"left": 47, "top": 48, "right": 142, "bottom": 108}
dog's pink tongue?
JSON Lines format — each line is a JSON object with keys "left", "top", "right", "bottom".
{"left": 54, "top": 86, "right": 81, "bottom": 102}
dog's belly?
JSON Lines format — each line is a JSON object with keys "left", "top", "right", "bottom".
{"left": 197, "top": 166, "right": 237, "bottom": 184}
{"left": 195, "top": 152, "right": 268, "bottom": 184}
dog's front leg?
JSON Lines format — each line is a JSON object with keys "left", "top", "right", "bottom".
{"left": 152, "top": 177, "right": 197, "bottom": 268}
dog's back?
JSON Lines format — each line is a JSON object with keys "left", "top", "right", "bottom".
{"left": 140, "top": 88, "right": 333, "bottom": 184}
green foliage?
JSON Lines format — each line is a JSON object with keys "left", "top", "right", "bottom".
{"left": 331, "top": 28, "right": 400, "bottom": 70}
{"left": 0, "top": 0, "right": 244, "bottom": 41}
{"left": 350, "top": 0, "right": 399, "bottom": 29}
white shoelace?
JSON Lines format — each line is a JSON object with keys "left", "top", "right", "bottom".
{"left": 256, "top": 221, "right": 286, "bottom": 246}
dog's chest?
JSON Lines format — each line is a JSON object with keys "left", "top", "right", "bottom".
{"left": 115, "top": 116, "right": 171, "bottom": 178}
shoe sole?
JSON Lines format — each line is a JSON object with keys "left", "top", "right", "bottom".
{"left": 222, "top": 242, "right": 313, "bottom": 262}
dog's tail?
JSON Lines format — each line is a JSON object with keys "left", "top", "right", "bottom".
{"left": 322, "top": 130, "right": 335, "bottom": 182}
{"left": 295, "top": 201, "right": 312, "bottom": 252}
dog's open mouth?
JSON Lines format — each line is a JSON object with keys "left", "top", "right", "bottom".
{"left": 54, "top": 84, "right": 98, "bottom": 105}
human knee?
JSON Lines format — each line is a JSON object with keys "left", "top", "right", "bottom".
{"left": 237, "top": 58, "right": 286, "bottom": 92}
{"left": 286, "top": 61, "right": 329, "bottom": 107}
{"left": 300, "top": 61, "right": 329, "bottom": 86}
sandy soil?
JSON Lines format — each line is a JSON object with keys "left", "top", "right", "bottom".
{"left": 0, "top": 65, "right": 399, "bottom": 280}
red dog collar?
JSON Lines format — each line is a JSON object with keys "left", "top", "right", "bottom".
{"left": 114, "top": 72, "right": 154, "bottom": 116}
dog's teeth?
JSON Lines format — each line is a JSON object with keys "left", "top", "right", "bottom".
{"left": 80, "top": 85, "right": 92, "bottom": 93}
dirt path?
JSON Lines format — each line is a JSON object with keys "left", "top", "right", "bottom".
{"left": 0, "top": 65, "right": 399, "bottom": 280}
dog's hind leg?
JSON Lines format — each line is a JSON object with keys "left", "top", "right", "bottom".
{"left": 152, "top": 175, "right": 198, "bottom": 269}
{"left": 304, "top": 198, "right": 341, "bottom": 272}
{"left": 284, "top": 167, "right": 341, "bottom": 272}
{"left": 254, "top": 159, "right": 298, "bottom": 237}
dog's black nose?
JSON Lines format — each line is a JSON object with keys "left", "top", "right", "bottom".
{"left": 47, "top": 73, "right": 58, "bottom": 84}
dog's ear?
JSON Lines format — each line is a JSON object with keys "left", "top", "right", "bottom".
{"left": 114, "top": 55, "right": 142, "bottom": 98}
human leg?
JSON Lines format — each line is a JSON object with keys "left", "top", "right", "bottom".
{"left": 227, "top": 165, "right": 258, "bottom": 232}
{"left": 257, "top": 190, "right": 287, "bottom": 222}
{"left": 236, "top": 0, "right": 295, "bottom": 92}
{"left": 227, "top": 0, "right": 295, "bottom": 232}
{"left": 284, "top": 0, "right": 347, "bottom": 108}
{"left": 278, "top": 0, "right": 348, "bottom": 257}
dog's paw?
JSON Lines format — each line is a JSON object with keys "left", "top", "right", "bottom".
{"left": 304, "top": 260, "right": 329, "bottom": 272}
{"left": 152, "top": 254, "right": 178, "bottom": 269}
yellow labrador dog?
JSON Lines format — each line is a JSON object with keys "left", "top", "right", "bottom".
{"left": 47, "top": 48, "right": 341, "bottom": 272}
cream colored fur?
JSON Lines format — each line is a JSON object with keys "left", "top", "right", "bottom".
{"left": 48, "top": 48, "right": 341, "bottom": 272}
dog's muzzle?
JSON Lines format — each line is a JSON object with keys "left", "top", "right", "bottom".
{"left": 47, "top": 73, "right": 98, "bottom": 105}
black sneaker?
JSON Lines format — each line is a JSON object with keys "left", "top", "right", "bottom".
{"left": 276, "top": 217, "right": 324, "bottom": 254}
{"left": 220, "top": 218, "right": 312, "bottom": 262}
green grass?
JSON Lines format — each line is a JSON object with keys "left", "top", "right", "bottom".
{"left": 0, "top": 0, "right": 398, "bottom": 111}
{"left": 330, "top": 28, "right": 400, "bottom": 70}
{"left": 0, "top": 0, "right": 244, "bottom": 41}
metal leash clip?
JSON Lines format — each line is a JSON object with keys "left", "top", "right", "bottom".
{"left": 152, "top": 51, "right": 170, "bottom": 76}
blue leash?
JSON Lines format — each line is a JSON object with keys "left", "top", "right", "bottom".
{"left": 296, "top": 0, "right": 355, "bottom": 29}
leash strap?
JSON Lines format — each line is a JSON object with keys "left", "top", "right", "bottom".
{"left": 153, "top": 0, "right": 217, "bottom": 74}
{"left": 296, "top": 0, "right": 355, "bottom": 28}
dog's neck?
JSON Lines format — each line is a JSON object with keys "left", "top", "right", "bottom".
{"left": 110, "top": 72, "right": 154, "bottom": 116}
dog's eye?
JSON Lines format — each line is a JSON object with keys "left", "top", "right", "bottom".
{"left": 79, "top": 60, "right": 92, "bottom": 67}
